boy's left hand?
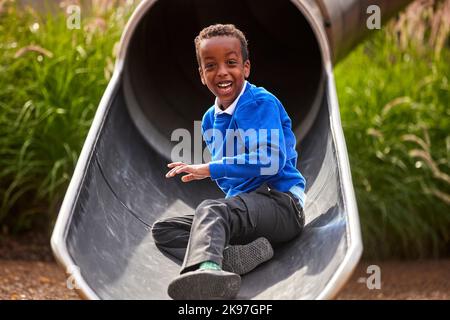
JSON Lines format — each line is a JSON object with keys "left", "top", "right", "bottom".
{"left": 165, "top": 162, "right": 211, "bottom": 182}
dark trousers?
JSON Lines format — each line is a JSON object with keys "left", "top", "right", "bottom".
{"left": 151, "top": 183, "right": 305, "bottom": 274}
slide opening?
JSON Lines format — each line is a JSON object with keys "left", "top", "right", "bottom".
{"left": 123, "top": 0, "right": 324, "bottom": 159}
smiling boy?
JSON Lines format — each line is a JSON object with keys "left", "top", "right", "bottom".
{"left": 152, "top": 24, "right": 306, "bottom": 300}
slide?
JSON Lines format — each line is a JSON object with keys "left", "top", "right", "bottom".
{"left": 51, "top": 0, "right": 366, "bottom": 299}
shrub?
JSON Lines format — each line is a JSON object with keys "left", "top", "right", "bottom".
{"left": 0, "top": 0, "right": 135, "bottom": 232}
{"left": 335, "top": 0, "right": 450, "bottom": 259}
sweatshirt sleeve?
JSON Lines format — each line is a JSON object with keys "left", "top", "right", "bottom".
{"left": 209, "top": 98, "right": 287, "bottom": 179}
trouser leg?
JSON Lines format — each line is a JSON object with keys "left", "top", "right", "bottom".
{"left": 151, "top": 183, "right": 304, "bottom": 274}
{"left": 151, "top": 215, "right": 193, "bottom": 261}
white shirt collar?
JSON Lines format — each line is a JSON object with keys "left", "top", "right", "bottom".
{"left": 214, "top": 81, "right": 248, "bottom": 116}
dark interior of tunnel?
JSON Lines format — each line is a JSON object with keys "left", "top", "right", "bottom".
{"left": 123, "top": 0, "right": 323, "bottom": 158}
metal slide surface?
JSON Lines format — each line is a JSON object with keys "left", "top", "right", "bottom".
{"left": 51, "top": 0, "right": 364, "bottom": 299}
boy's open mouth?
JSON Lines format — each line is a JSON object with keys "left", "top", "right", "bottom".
{"left": 217, "top": 81, "right": 233, "bottom": 95}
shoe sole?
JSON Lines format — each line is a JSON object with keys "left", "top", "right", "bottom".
{"left": 223, "top": 237, "right": 274, "bottom": 275}
{"left": 168, "top": 270, "right": 241, "bottom": 300}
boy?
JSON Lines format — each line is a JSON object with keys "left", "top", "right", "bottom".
{"left": 152, "top": 24, "right": 306, "bottom": 300}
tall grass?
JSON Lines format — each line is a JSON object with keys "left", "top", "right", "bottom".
{"left": 0, "top": 0, "right": 135, "bottom": 233}
{"left": 335, "top": 0, "right": 450, "bottom": 259}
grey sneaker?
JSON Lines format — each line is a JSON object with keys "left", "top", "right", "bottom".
{"left": 222, "top": 237, "right": 274, "bottom": 275}
{"left": 167, "top": 269, "right": 241, "bottom": 300}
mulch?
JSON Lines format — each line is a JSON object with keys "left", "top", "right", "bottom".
{"left": 1, "top": 232, "right": 449, "bottom": 300}
{"left": 338, "top": 259, "right": 450, "bottom": 299}
{"left": 0, "top": 232, "right": 79, "bottom": 300}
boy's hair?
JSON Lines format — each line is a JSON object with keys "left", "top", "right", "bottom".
{"left": 194, "top": 24, "right": 249, "bottom": 67}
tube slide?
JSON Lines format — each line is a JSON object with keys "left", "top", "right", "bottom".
{"left": 50, "top": 0, "right": 384, "bottom": 299}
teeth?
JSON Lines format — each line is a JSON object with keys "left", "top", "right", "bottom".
{"left": 218, "top": 82, "right": 232, "bottom": 88}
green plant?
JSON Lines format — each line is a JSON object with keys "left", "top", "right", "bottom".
{"left": 0, "top": 0, "right": 135, "bottom": 233}
{"left": 335, "top": 0, "right": 450, "bottom": 259}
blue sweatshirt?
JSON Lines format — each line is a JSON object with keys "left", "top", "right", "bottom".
{"left": 201, "top": 82, "right": 306, "bottom": 206}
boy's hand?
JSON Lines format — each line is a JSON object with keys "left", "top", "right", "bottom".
{"left": 165, "top": 162, "right": 211, "bottom": 183}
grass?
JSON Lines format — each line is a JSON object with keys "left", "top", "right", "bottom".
{"left": 0, "top": 0, "right": 135, "bottom": 232}
{"left": 335, "top": 0, "right": 450, "bottom": 259}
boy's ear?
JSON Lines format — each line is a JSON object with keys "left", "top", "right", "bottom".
{"left": 244, "top": 60, "right": 251, "bottom": 79}
{"left": 198, "top": 67, "right": 206, "bottom": 85}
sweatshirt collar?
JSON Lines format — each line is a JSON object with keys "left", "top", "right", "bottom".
{"left": 214, "top": 81, "right": 248, "bottom": 116}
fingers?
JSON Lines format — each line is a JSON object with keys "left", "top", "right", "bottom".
{"left": 167, "top": 162, "right": 184, "bottom": 168}
{"left": 166, "top": 163, "right": 191, "bottom": 178}
{"left": 166, "top": 165, "right": 184, "bottom": 178}
{"left": 166, "top": 163, "right": 206, "bottom": 181}
{"left": 175, "top": 165, "right": 192, "bottom": 174}
{"left": 181, "top": 174, "right": 195, "bottom": 182}
{"left": 181, "top": 173, "right": 207, "bottom": 182}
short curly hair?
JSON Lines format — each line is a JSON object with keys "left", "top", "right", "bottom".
{"left": 194, "top": 24, "right": 249, "bottom": 67}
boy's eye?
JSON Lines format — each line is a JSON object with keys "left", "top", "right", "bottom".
{"left": 227, "top": 60, "right": 237, "bottom": 65}
{"left": 204, "top": 63, "right": 215, "bottom": 69}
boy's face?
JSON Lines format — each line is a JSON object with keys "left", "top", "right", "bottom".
{"left": 198, "top": 36, "right": 250, "bottom": 109}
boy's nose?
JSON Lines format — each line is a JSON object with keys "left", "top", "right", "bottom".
{"left": 217, "top": 63, "right": 229, "bottom": 77}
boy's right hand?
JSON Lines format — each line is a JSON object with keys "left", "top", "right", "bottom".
{"left": 165, "top": 162, "right": 211, "bottom": 182}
